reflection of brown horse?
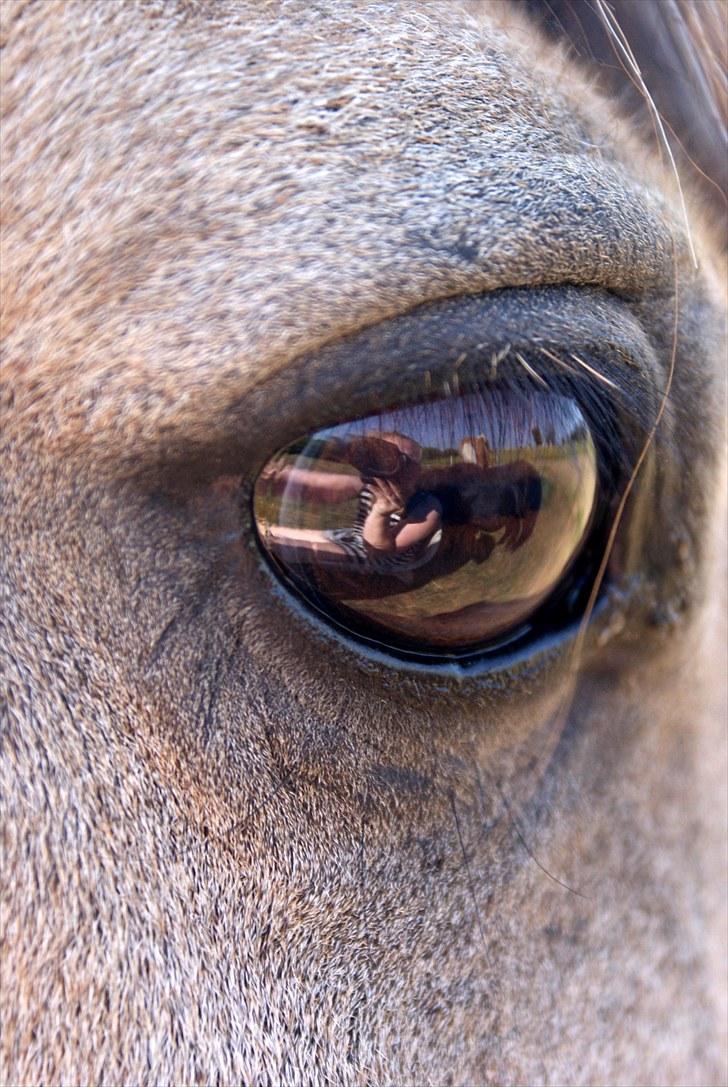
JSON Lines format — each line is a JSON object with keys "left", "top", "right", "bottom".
{"left": 307, "top": 460, "right": 542, "bottom": 601}
{"left": 421, "top": 461, "right": 542, "bottom": 553}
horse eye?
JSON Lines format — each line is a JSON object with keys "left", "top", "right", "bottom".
{"left": 253, "top": 384, "right": 601, "bottom": 659}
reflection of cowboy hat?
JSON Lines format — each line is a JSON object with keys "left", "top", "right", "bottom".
{"left": 344, "top": 436, "right": 414, "bottom": 478}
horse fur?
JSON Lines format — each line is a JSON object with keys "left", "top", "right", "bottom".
{"left": 1, "top": 2, "right": 726, "bottom": 1083}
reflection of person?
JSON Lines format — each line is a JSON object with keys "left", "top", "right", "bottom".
{"left": 262, "top": 432, "right": 443, "bottom": 574}
{"left": 331, "top": 434, "right": 443, "bottom": 571}
{"left": 260, "top": 430, "right": 545, "bottom": 603}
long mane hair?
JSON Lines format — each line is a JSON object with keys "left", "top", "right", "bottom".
{"left": 527, "top": 0, "right": 727, "bottom": 213}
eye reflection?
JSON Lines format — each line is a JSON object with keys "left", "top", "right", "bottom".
{"left": 254, "top": 387, "right": 598, "bottom": 653}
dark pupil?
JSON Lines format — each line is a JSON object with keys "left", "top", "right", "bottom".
{"left": 254, "top": 387, "right": 597, "bottom": 653}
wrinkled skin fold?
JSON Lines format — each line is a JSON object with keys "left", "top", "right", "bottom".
{"left": 1, "top": 1, "right": 726, "bottom": 1084}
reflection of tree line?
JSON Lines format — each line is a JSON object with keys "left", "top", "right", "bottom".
{"left": 419, "top": 433, "right": 587, "bottom": 469}
{"left": 259, "top": 432, "right": 543, "bottom": 601}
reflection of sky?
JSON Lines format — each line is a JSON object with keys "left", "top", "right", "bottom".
{"left": 317, "top": 389, "right": 588, "bottom": 455}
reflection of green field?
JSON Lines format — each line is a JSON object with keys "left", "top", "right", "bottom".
{"left": 254, "top": 440, "right": 597, "bottom": 625}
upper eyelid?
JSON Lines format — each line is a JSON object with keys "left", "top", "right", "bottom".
{"left": 132, "top": 284, "right": 663, "bottom": 493}
{"left": 221, "top": 286, "right": 659, "bottom": 466}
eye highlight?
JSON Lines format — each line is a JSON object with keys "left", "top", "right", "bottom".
{"left": 253, "top": 383, "right": 600, "bottom": 658}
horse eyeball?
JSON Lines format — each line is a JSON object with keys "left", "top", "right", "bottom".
{"left": 253, "top": 387, "right": 598, "bottom": 657}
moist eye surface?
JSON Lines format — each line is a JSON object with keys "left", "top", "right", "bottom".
{"left": 253, "top": 385, "right": 599, "bottom": 656}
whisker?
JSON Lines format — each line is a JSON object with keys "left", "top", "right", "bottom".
{"left": 449, "top": 789, "right": 488, "bottom": 950}
{"left": 515, "top": 351, "right": 549, "bottom": 389}
{"left": 178, "top": 761, "right": 299, "bottom": 860}
{"left": 594, "top": 0, "right": 698, "bottom": 268}
{"left": 553, "top": 234, "right": 682, "bottom": 767}
{"left": 358, "top": 798, "right": 373, "bottom": 974}
{"left": 488, "top": 771, "right": 590, "bottom": 900}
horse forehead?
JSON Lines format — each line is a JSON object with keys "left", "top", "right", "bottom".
{"left": 3, "top": 0, "right": 678, "bottom": 420}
